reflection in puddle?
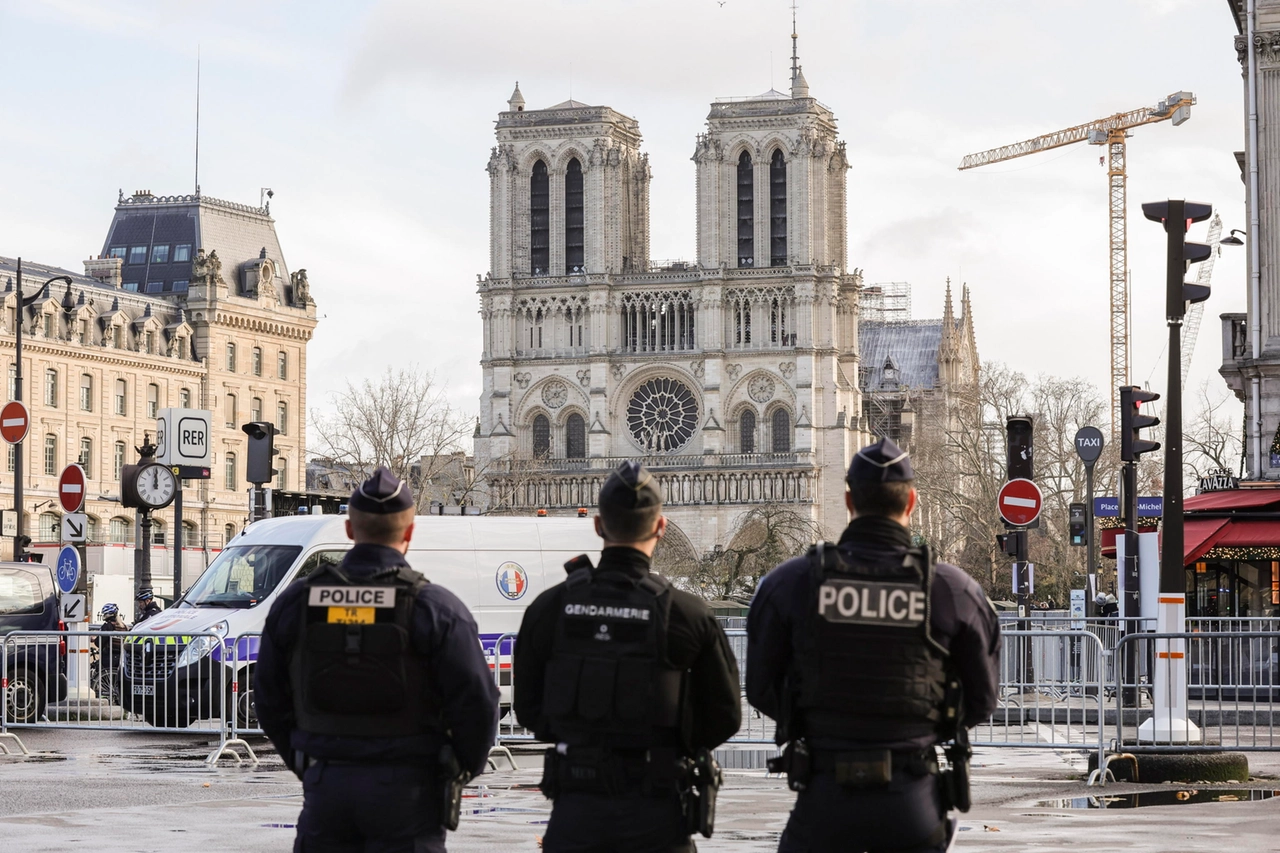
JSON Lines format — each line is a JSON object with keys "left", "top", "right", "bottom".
{"left": 1039, "top": 789, "right": 1280, "bottom": 809}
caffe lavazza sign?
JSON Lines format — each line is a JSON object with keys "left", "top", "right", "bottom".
{"left": 1197, "top": 468, "right": 1239, "bottom": 494}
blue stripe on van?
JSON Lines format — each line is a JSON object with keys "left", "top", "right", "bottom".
{"left": 480, "top": 632, "right": 516, "bottom": 669}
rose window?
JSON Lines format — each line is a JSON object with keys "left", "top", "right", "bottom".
{"left": 626, "top": 377, "right": 699, "bottom": 453}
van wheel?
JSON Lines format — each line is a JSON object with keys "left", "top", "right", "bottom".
{"left": 6, "top": 667, "right": 43, "bottom": 724}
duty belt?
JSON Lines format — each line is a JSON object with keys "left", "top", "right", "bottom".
{"left": 809, "top": 747, "right": 938, "bottom": 787}
{"left": 556, "top": 746, "right": 689, "bottom": 794}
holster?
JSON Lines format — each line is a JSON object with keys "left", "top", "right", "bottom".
{"left": 938, "top": 735, "right": 972, "bottom": 813}
{"left": 539, "top": 747, "right": 562, "bottom": 801}
{"left": 681, "top": 748, "right": 722, "bottom": 838}
{"left": 439, "top": 744, "right": 470, "bottom": 831}
{"left": 766, "top": 739, "right": 812, "bottom": 792}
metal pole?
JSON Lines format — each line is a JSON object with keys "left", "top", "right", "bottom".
{"left": 12, "top": 259, "right": 22, "bottom": 561}
{"left": 1122, "top": 459, "right": 1139, "bottom": 706}
{"left": 173, "top": 480, "right": 183, "bottom": 599}
{"left": 137, "top": 510, "right": 153, "bottom": 597}
{"left": 1163, "top": 233, "right": 1186, "bottom": 598}
{"left": 1085, "top": 464, "right": 1096, "bottom": 617}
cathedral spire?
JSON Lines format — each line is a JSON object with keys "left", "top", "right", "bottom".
{"left": 789, "top": 2, "right": 809, "bottom": 98}
{"left": 507, "top": 81, "right": 525, "bottom": 112}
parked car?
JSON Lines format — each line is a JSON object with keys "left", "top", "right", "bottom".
{"left": 0, "top": 563, "right": 68, "bottom": 723}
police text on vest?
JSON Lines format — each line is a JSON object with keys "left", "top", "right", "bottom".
{"left": 309, "top": 586, "right": 395, "bottom": 608}
{"left": 817, "top": 579, "right": 925, "bottom": 626}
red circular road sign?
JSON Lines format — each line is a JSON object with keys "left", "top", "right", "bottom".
{"left": 998, "top": 478, "right": 1043, "bottom": 527}
{"left": 0, "top": 401, "right": 29, "bottom": 445}
{"left": 58, "top": 464, "right": 86, "bottom": 513}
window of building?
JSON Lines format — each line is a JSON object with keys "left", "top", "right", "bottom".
{"left": 80, "top": 374, "right": 93, "bottom": 411}
{"left": 122, "top": 282, "right": 139, "bottom": 292}
{"left": 8, "top": 365, "right": 15, "bottom": 399}
{"left": 44, "top": 369, "right": 57, "bottom": 407}
{"left": 770, "top": 148, "right": 787, "bottom": 266}
{"left": 109, "top": 517, "right": 130, "bottom": 544}
{"left": 144, "top": 330, "right": 155, "bottom": 353}
{"left": 530, "top": 159, "right": 550, "bottom": 275}
{"left": 226, "top": 343, "right": 236, "bottom": 372}
{"left": 737, "top": 150, "right": 754, "bottom": 268}
{"left": 107, "top": 247, "right": 127, "bottom": 260}
{"left": 180, "top": 520, "right": 196, "bottom": 549}
{"left": 78, "top": 319, "right": 88, "bottom": 345}
{"left": 771, "top": 408, "right": 791, "bottom": 452}
{"left": 225, "top": 393, "right": 237, "bottom": 428}
{"left": 251, "top": 397, "right": 262, "bottom": 422}
{"left": 225, "top": 452, "right": 237, "bottom": 491}
{"left": 532, "top": 414, "right": 550, "bottom": 458}
{"left": 44, "top": 434, "right": 57, "bottom": 476}
{"left": 39, "top": 512, "right": 59, "bottom": 543}
{"left": 223, "top": 523, "right": 236, "bottom": 546}
{"left": 152, "top": 520, "right": 166, "bottom": 547}
{"left": 276, "top": 401, "right": 287, "bottom": 435}
{"left": 112, "top": 325, "right": 124, "bottom": 348}
{"left": 86, "top": 516, "right": 99, "bottom": 543}
{"left": 565, "top": 413, "right": 586, "bottom": 460}
{"left": 172, "top": 280, "right": 189, "bottom": 292}
{"left": 565, "top": 157, "right": 584, "bottom": 274}
{"left": 150, "top": 245, "right": 169, "bottom": 264}
{"left": 145, "top": 282, "right": 163, "bottom": 294}
{"left": 278, "top": 458, "right": 287, "bottom": 490}
{"left": 147, "top": 383, "right": 159, "bottom": 418}
{"left": 619, "top": 291, "right": 696, "bottom": 353}
{"left": 43, "top": 313, "right": 54, "bottom": 338}
{"left": 114, "top": 379, "right": 127, "bottom": 415}
{"left": 79, "top": 437, "right": 92, "bottom": 477}
{"left": 740, "top": 409, "right": 756, "bottom": 453}
{"left": 180, "top": 387, "right": 191, "bottom": 408}
{"left": 113, "top": 441, "right": 125, "bottom": 481}
{"left": 277, "top": 351, "right": 287, "bottom": 380}
{"left": 174, "top": 244, "right": 192, "bottom": 263}
{"left": 128, "top": 247, "right": 147, "bottom": 265}
{"left": 6, "top": 444, "right": 13, "bottom": 473}
{"left": 252, "top": 347, "right": 262, "bottom": 376}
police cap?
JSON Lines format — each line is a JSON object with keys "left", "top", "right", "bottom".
{"left": 598, "top": 461, "right": 662, "bottom": 515}
{"left": 349, "top": 465, "right": 415, "bottom": 514}
{"left": 846, "top": 437, "right": 915, "bottom": 486}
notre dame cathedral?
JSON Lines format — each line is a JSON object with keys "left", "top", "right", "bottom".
{"left": 474, "top": 47, "right": 977, "bottom": 564}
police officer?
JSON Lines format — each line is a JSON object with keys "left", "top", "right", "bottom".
{"left": 134, "top": 588, "right": 161, "bottom": 624}
{"left": 513, "top": 461, "right": 742, "bottom": 853}
{"left": 254, "top": 466, "right": 500, "bottom": 853}
{"left": 747, "top": 438, "right": 1001, "bottom": 853}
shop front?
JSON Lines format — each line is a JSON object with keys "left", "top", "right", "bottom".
{"left": 1183, "top": 488, "right": 1280, "bottom": 619}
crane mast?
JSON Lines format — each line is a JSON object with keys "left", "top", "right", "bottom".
{"left": 959, "top": 92, "right": 1195, "bottom": 435}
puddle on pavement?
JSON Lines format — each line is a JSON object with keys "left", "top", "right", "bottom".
{"left": 467, "top": 806, "right": 546, "bottom": 816}
{"left": 1038, "top": 789, "right": 1280, "bottom": 809}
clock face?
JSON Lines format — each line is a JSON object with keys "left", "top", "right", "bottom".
{"left": 136, "top": 464, "right": 177, "bottom": 508}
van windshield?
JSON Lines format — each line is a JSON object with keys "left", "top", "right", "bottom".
{"left": 181, "top": 545, "right": 303, "bottom": 609}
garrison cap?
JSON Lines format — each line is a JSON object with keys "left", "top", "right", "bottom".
{"left": 349, "top": 465, "right": 415, "bottom": 514}
{"left": 598, "top": 461, "right": 663, "bottom": 515}
{"left": 846, "top": 437, "right": 915, "bottom": 485}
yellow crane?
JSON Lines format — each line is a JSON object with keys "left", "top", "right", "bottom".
{"left": 959, "top": 91, "right": 1196, "bottom": 434}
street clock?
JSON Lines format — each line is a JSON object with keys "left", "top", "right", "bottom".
{"left": 123, "top": 462, "right": 178, "bottom": 510}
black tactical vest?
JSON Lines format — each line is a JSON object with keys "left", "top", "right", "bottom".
{"left": 542, "top": 563, "right": 684, "bottom": 749}
{"left": 793, "top": 542, "right": 948, "bottom": 743}
{"left": 290, "top": 564, "right": 441, "bottom": 738}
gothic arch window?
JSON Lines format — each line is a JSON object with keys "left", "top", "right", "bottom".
{"left": 770, "top": 148, "right": 787, "bottom": 266}
{"left": 532, "top": 414, "right": 551, "bottom": 458}
{"left": 620, "top": 291, "right": 696, "bottom": 353}
{"left": 739, "top": 408, "right": 757, "bottom": 453}
{"left": 771, "top": 407, "right": 791, "bottom": 452}
{"left": 626, "top": 376, "right": 699, "bottom": 453}
{"left": 737, "top": 150, "right": 754, "bottom": 268}
{"left": 565, "top": 157, "right": 584, "bottom": 274}
{"left": 565, "top": 412, "right": 586, "bottom": 459}
{"left": 530, "top": 160, "right": 550, "bottom": 276}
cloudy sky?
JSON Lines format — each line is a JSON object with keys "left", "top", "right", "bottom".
{"left": 0, "top": 0, "right": 1248, "bottom": 437}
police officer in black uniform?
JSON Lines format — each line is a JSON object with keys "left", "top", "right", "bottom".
{"left": 255, "top": 466, "right": 500, "bottom": 853}
{"left": 135, "top": 588, "right": 162, "bottom": 624}
{"left": 513, "top": 461, "right": 742, "bottom": 853}
{"left": 747, "top": 438, "right": 1001, "bottom": 853}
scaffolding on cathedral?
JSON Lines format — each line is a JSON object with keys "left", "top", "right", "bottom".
{"left": 860, "top": 282, "right": 911, "bottom": 322}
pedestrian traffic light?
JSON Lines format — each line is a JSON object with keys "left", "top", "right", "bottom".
{"left": 241, "top": 421, "right": 278, "bottom": 485}
{"left": 1141, "top": 199, "right": 1214, "bottom": 318}
{"left": 1068, "top": 502, "right": 1087, "bottom": 546}
{"left": 1119, "top": 386, "right": 1160, "bottom": 462}
{"left": 996, "top": 529, "right": 1025, "bottom": 557}
{"left": 1006, "top": 415, "right": 1034, "bottom": 481}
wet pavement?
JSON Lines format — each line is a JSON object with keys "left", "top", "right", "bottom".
{"left": 0, "top": 729, "right": 1279, "bottom": 851}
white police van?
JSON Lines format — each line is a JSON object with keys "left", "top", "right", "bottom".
{"left": 121, "top": 514, "right": 600, "bottom": 728}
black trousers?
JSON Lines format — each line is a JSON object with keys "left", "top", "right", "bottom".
{"left": 778, "top": 770, "right": 946, "bottom": 853}
{"left": 295, "top": 762, "right": 445, "bottom": 853}
{"left": 543, "top": 790, "right": 694, "bottom": 853}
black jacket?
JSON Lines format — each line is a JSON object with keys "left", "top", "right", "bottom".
{"left": 513, "top": 546, "right": 742, "bottom": 752}
{"left": 746, "top": 516, "right": 1001, "bottom": 750}
{"left": 254, "top": 543, "right": 501, "bottom": 779}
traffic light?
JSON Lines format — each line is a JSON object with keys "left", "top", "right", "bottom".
{"left": 1069, "top": 502, "right": 1087, "bottom": 546}
{"left": 996, "top": 529, "right": 1025, "bottom": 557}
{"left": 241, "top": 422, "right": 278, "bottom": 485}
{"left": 1141, "top": 199, "right": 1214, "bottom": 318}
{"left": 1006, "top": 415, "right": 1034, "bottom": 481}
{"left": 1120, "top": 386, "right": 1161, "bottom": 462}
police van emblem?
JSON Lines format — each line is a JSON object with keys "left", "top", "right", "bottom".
{"left": 496, "top": 562, "right": 528, "bottom": 600}
{"left": 818, "top": 579, "right": 926, "bottom": 627}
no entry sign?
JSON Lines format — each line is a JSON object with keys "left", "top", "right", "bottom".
{"left": 58, "top": 464, "right": 86, "bottom": 513}
{"left": 0, "top": 401, "right": 29, "bottom": 444}
{"left": 998, "top": 478, "right": 1043, "bottom": 527}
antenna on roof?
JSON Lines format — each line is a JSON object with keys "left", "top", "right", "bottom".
{"left": 790, "top": 0, "right": 800, "bottom": 85}
{"left": 194, "top": 46, "right": 201, "bottom": 194}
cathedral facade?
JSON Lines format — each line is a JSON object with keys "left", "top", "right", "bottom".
{"left": 475, "top": 63, "right": 871, "bottom": 559}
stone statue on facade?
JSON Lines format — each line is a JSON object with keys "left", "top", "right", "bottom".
{"left": 291, "top": 269, "right": 310, "bottom": 305}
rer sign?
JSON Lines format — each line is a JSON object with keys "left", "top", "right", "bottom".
{"left": 156, "top": 408, "right": 212, "bottom": 467}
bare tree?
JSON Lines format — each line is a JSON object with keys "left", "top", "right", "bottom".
{"left": 311, "top": 367, "right": 473, "bottom": 511}
{"left": 1183, "top": 381, "right": 1243, "bottom": 484}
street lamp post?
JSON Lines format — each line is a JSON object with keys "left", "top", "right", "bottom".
{"left": 11, "top": 259, "right": 72, "bottom": 560}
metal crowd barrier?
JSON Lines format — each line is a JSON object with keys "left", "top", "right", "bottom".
{"left": 211, "top": 632, "right": 263, "bottom": 766}
{"left": 1113, "top": 630, "right": 1280, "bottom": 754}
{"left": 0, "top": 629, "right": 243, "bottom": 764}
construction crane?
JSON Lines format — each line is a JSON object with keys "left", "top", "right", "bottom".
{"left": 1180, "top": 213, "right": 1222, "bottom": 389}
{"left": 959, "top": 91, "right": 1196, "bottom": 435}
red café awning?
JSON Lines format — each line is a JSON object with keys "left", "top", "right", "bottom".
{"left": 1184, "top": 490, "right": 1280, "bottom": 511}
{"left": 1181, "top": 487, "right": 1280, "bottom": 564}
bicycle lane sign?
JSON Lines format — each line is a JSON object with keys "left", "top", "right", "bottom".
{"left": 56, "top": 544, "right": 80, "bottom": 595}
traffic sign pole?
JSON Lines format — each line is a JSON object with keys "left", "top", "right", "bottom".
{"left": 1074, "top": 426, "right": 1105, "bottom": 617}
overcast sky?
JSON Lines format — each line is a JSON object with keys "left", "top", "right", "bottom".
{"left": 0, "top": 0, "right": 1248, "bottom": 440}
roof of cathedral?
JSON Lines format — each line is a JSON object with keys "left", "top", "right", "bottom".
{"left": 859, "top": 319, "right": 956, "bottom": 391}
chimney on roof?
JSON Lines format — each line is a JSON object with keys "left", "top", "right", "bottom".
{"left": 84, "top": 257, "right": 123, "bottom": 288}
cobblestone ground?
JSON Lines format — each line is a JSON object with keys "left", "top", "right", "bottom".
{"left": 0, "top": 730, "right": 1278, "bottom": 851}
